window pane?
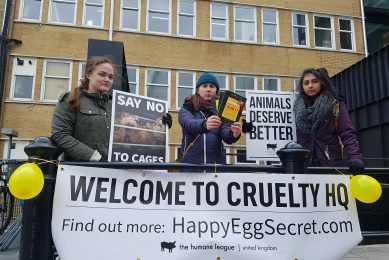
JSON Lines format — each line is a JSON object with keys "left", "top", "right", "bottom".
{"left": 263, "top": 10, "right": 276, "bottom": 23}
{"left": 215, "top": 75, "right": 226, "bottom": 89}
{"left": 46, "top": 62, "right": 70, "bottom": 77}
{"left": 51, "top": 1, "right": 75, "bottom": 23}
{"left": 263, "top": 24, "right": 277, "bottom": 43}
{"left": 237, "top": 149, "right": 256, "bottom": 163}
{"left": 178, "top": 72, "right": 193, "bottom": 86}
{"left": 235, "top": 21, "right": 255, "bottom": 41}
{"left": 85, "top": 5, "right": 102, "bottom": 26}
{"left": 212, "top": 20, "right": 226, "bottom": 38}
{"left": 147, "top": 85, "right": 168, "bottom": 101}
{"left": 236, "top": 77, "right": 254, "bottom": 90}
{"left": 22, "top": 0, "right": 41, "bottom": 20}
{"left": 180, "top": 0, "right": 194, "bottom": 14}
{"left": 315, "top": 16, "right": 331, "bottom": 28}
{"left": 236, "top": 90, "right": 246, "bottom": 98}
{"left": 235, "top": 7, "right": 254, "bottom": 20}
{"left": 179, "top": 15, "right": 194, "bottom": 35}
{"left": 339, "top": 19, "right": 351, "bottom": 31}
{"left": 123, "top": 0, "right": 138, "bottom": 8}
{"left": 14, "top": 76, "right": 33, "bottom": 99}
{"left": 264, "top": 78, "right": 278, "bottom": 91}
{"left": 86, "top": 0, "right": 103, "bottom": 4}
{"left": 293, "top": 13, "right": 305, "bottom": 26}
{"left": 149, "top": 12, "right": 169, "bottom": 33}
{"left": 44, "top": 78, "right": 69, "bottom": 100}
{"left": 127, "top": 68, "right": 137, "bottom": 82}
{"left": 212, "top": 4, "right": 226, "bottom": 18}
{"left": 315, "top": 30, "right": 332, "bottom": 47}
{"left": 129, "top": 83, "right": 136, "bottom": 93}
{"left": 178, "top": 88, "right": 193, "bottom": 107}
{"left": 293, "top": 27, "right": 306, "bottom": 45}
{"left": 340, "top": 32, "right": 352, "bottom": 49}
{"left": 122, "top": 9, "right": 138, "bottom": 29}
{"left": 149, "top": 0, "right": 169, "bottom": 11}
{"left": 148, "top": 70, "right": 168, "bottom": 84}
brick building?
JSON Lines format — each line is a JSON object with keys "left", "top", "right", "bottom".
{"left": 0, "top": 0, "right": 366, "bottom": 162}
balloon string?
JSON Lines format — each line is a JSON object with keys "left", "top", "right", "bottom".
{"left": 29, "top": 157, "right": 59, "bottom": 166}
{"left": 334, "top": 168, "right": 346, "bottom": 176}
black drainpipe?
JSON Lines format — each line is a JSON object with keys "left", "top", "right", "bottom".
{"left": 0, "top": 0, "right": 22, "bottom": 118}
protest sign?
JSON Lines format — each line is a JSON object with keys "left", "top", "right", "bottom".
{"left": 108, "top": 90, "right": 168, "bottom": 162}
{"left": 52, "top": 165, "right": 362, "bottom": 260}
{"left": 246, "top": 90, "right": 296, "bottom": 160}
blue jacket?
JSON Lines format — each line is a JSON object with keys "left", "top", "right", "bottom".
{"left": 178, "top": 107, "right": 239, "bottom": 164}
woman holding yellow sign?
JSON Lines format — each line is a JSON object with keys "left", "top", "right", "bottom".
{"left": 177, "top": 72, "right": 242, "bottom": 164}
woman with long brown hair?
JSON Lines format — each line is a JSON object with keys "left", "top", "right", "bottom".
{"left": 51, "top": 56, "right": 115, "bottom": 161}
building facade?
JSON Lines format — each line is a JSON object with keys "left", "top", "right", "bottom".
{"left": 0, "top": 0, "right": 366, "bottom": 162}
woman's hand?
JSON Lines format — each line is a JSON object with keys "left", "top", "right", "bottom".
{"left": 231, "top": 122, "right": 242, "bottom": 138}
{"left": 206, "top": 115, "right": 221, "bottom": 130}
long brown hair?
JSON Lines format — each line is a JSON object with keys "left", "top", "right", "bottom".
{"left": 67, "top": 56, "right": 115, "bottom": 110}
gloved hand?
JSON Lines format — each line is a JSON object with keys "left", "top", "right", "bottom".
{"left": 349, "top": 162, "right": 365, "bottom": 174}
{"left": 162, "top": 113, "right": 172, "bottom": 129}
{"left": 242, "top": 119, "right": 254, "bottom": 133}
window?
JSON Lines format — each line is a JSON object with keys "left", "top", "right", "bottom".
{"left": 176, "top": 71, "right": 194, "bottom": 109}
{"left": 339, "top": 18, "right": 354, "bottom": 50}
{"left": 263, "top": 77, "right": 279, "bottom": 91}
{"left": 234, "top": 75, "right": 256, "bottom": 98}
{"left": 78, "top": 62, "right": 86, "bottom": 85}
{"left": 294, "top": 79, "right": 300, "bottom": 94}
{"left": 234, "top": 5, "right": 256, "bottom": 42}
{"left": 127, "top": 67, "right": 138, "bottom": 94}
{"left": 42, "top": 60, "right": 72, "bottom": 102}
{"left": 20, "top": 0, "right": 42, "bottom": 20}
{"left": 178, "top": 0, "right": 195, "bottom": 37}
{"left": 146, "top": 69, "right": 169, "bottom": 101}
{"left": 3, "top": 140, "right": 30, "bottom": 159}
{"left": 49, "top": 0, "right": 77, "bottom": 24}
{"left": 236, "top": 148, "right": 256, "bottom": 164}
{"left": 10, "top": 57, "right": 36, "bottom": 100}
{"left": 292, "top": 12, "right": 308, "bottom": 46}
{"left": 121, "top": 0, "right": 140, "bottom": 30}
{"left": 211, "top": 3, "right": 228, "bottom": 39}
{"left": 262, "top": 9, "right": 279, "bottom": 44}
{"left": 147, "top": 0, "right": 171, "bottom": 34}
{"left": 314, "top": 15, "right": 334, "bottom": 48}
{"left": 214, "top": 74, "right": 228, "bottom": 90}
{"left": 83, "top": 0, "right": 104, "bottom": 27}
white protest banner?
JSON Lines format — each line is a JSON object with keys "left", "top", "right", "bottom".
{"left": 246, "top": 90, "right": 296, "bottom": 160}
{"left": 108, "top": 90, "right": 168, "bottom": 162}
{"left": 52, "top": 165, "right": 362, "bottom": 260}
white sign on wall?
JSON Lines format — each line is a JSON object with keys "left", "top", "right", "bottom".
{"left": 246, "top": 90, "right": 296, "bottom": 160}
{"left": 52, "top": 165, "right": 362, "bottom": 260}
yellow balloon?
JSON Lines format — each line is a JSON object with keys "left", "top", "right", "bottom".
{"left": 8, "top": 163, "right": 44, "bottom": 200}
{"left": 350, "top": 175, "right": 382, "bottom": 203}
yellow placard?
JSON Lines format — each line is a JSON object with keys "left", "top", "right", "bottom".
{"left": 221, "top": 97, "right": 240, "bottom": 121}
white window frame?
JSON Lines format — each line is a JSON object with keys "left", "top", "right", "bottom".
{"left": 234, "top": 75, "right": 257, "bottom": 107}
{"left": 210, "top": 2, "right": 228, "bottom": 40}
{"left": 234, "top": 5, "right": 256, "bottom": 43}
{"left": 176, "top": 71, "right": 195, "bottom": 109}
{"left": 146, "top": 0, "right": 172, "bottom": 35}
{"left": 19, "top": 0, "right": 43, "bottom": 21}
{"left": 10, "top": 57, "right": 37, "bottom": 101}
{"left": 145, "top": 68, "right": 171, "bottom": 107}
{"left": 41, "top": 59, "right": 73, "bottom": 102}
{"left": 82, "top": 0, "right": 104, "bottom": 27}
{"left": 262, "top": 8, "right": 279, "bottom": 44}
{"left": 338, "top": 18, "right": 355, "bottom": 51}
{"left": 127, "top": 66, "right": 139, "bottom": 95}
{"left": 78, "top": 62, "right": 86, "bottom": 86}
{"left": 313, "top": 14, "right": 335, "bottom": 49}
{"left": 49, "top": 0, "right": 77, "bottom": 25}
{"left": 120, "top": 0, "right": 140, "bottom": 31}
{"left": 262, "top": 77, "right": 280, "bottom": 91}
{"left": 177, "top": 0, "right": 196, "bottom": 37}
{"left": 292, "top": 12, "right": 309, "bottom": 47}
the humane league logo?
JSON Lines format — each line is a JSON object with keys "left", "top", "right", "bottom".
{"left": 161, "top": 241, "right": 176, "bottom": 253}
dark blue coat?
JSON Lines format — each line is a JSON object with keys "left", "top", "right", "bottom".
{"left": 178, "top": 107, "right": 239, "bottom": 164}
{"left": 297, "top": 99, "right": 363, "bottom": 167}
